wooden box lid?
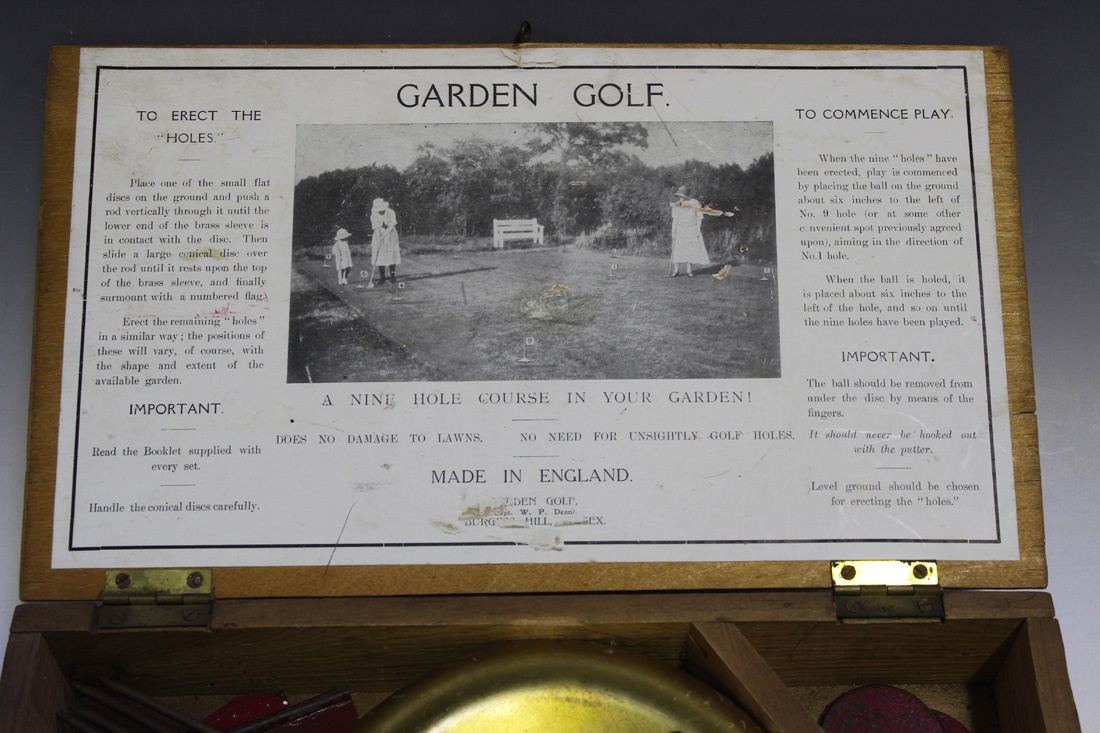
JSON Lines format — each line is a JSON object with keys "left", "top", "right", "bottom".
{"left": 19, "top": 44, "right": 1042, "bottom": 602}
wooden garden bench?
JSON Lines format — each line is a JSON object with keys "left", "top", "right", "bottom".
{"left": 493, "top": 218, "right": 545, "bottom": 249}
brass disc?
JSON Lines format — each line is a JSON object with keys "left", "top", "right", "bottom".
{"left": 354, "top": 641, "right": 764, "bottom": 732}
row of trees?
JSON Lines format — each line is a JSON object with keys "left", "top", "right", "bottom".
{"left": 293, "top": 123, "right": 776, "bottom": 262}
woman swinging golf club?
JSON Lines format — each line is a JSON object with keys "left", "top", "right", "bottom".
{"left": 668, "top": 185, "right": 734, "bottom": 277}
{"left": 369, "top": 198, "right": 401, "bottom": 287}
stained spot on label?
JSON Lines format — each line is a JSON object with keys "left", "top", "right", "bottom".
{"left": 460, "top": 503, "right": 507, "bottom": 519}
{"left": 431, "top": 520, "right": 462, "bottom": 534}
{"left": 179, "top": 246, "right": 226, "bottom": 262}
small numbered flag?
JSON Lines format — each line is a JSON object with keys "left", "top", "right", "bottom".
{"left": 518, "top": 335, "right": 535, "bottom": 363}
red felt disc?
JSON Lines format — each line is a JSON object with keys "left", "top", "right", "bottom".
{"left": 821, "top": 685, "right": 945, "bottom": 732}
{"left": 199, "top": 694, "right": 287, "bottom": 730}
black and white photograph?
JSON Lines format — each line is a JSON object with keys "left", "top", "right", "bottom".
{"left": 287, "top": 121, "right": 779, "bottom": 383}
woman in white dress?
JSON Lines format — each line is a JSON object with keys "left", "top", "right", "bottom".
{"left": 370, "top": 198, "right": 401, "bottom": 285}
{"left": 669, "top": 186, "right": 717, "bottom": 277}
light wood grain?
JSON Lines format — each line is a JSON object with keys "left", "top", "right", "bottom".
{"left": 996, "top": 617, "right": 1081, "bottom": 732}
{"left": 3, "top": 591, "right": 1046, "bottom": 693}
{"left": 0, "top": 632, "right": 72, "bottom": 732}
{"left": 687, "top": 621, "right": 823, "bottom": 732}
{"left": 21, "top": 45, "right": 82, "bottom": 603}
{"left": 3, "top": 590, "right": 1079, "bottom": 729}
{"left": 19, "top": 45, "right": 1043, "bottom": 601}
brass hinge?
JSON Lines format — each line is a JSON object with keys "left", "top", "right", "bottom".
{"left": 99, "top": 569, "right": 213, "bottom": 630}
{"left": 831, "top": 560, "right": 943, "bottom": 620}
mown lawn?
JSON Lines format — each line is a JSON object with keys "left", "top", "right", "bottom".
{"left": 288, "top": 244, "right": 780, "bottom": 384}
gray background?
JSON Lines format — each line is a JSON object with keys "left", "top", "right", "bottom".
{"left": 2, "top": 2, "right": 1096, "bottom": 727}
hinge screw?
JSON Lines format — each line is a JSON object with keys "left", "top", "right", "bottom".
{"left": 114, "top": 573, "right": 131, "bottom": 590}
{"left": 182, "top": 608, "right": 201, "bottom": 623}
{"left": 844, "top": 599, "right": 861, "bottom": 614}
{"left": 917, "top": 597, "right": 934, "bottom": 613}
{"left": 108, "top": 609, "right": 128, "bottom": 625}
{"left": 912, "top": 564, "right": 929, "bottom": 580}
{"left": 840, "top": 564, "right": 857, "bottom": 581}
{"left": 187, "top": 572, "right": 205, "bottom": 589}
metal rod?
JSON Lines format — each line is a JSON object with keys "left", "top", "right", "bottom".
{"left": 61, "top": 703, "right": 129, "bottom": 733}
{"left": 72, "top": 682, "right": 178, "bottom": 733}
{"left": 98, "top": 678, "right": 223, "bottom": 733}
{"left": 227, "top": 688, "right": 352, "bottom": 733}
{"left": 57, "top": 711, "right": 109, "bottom": 733}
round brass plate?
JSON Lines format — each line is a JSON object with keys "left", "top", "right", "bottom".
{"left": 354, "top": 641, "right": 764, "bottom": 732}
